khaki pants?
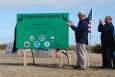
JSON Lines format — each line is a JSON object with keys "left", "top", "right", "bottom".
{"left": 76, "top": 43, "right": 87, "bottom": 69}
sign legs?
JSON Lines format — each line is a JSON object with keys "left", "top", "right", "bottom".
{"left": 58, "top": 49, "right": 72, "bottom": 67}
{"left": 20, "top": 49, "right": 27, "bottom": 67}
{"left": 65, "top": 49, "right": 72, "bottom": 65}
{"left": 31, "top": 49, "right": 35, "bottom": 64}
{"left": 59, "top": 50, "right": 63, "bottom": 67}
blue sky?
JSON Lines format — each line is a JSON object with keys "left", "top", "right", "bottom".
{"left": 0, "top": 0, "right": 115, "bottom": 45}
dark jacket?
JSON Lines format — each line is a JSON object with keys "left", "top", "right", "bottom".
{"left": 98, "top": 23, "right": 114, "bottom": 47}
{"left": 71, "top": 18, "right": 89, "bottom": 45}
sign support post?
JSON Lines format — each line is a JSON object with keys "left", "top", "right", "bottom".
{"left": 31, "top": 49, "right": 35, "bottom": 64}
{"left": 65, "top": 49, "right": 72, "bottom": 65}
{"left": 59, "top": 50, "right": 63, "bottom": 67}
{"left": 21, "top": 49, "right": 27, "bottom": 67}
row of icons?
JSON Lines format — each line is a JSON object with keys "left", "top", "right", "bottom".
{"left": 29, "top": 35, "right": 55, "bottom": 41}
{"left": 23, "top": 35, "right": 55, "bottom": 48}
{"left": 24, "top": 41, "right": 50, "bottom": 48}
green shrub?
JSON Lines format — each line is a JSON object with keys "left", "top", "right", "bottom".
{"left": 0, "top": 44, "right": 7, "bottom": 50}
{"left": 68, "top": 44, "right": 102, "bottom": 54}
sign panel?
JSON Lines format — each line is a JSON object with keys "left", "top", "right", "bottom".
{"left": 16, "top": 13, "right": 69, "bottom": 49}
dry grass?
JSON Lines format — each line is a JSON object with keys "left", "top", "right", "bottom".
{"left": 0, "top": 50, "right": 114, "bottom": 77}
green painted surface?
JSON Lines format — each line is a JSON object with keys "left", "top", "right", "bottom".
{"left": 16, "top": 13, "right": 69, "bottom": 49}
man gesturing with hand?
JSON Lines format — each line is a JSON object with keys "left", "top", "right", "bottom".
{"left": 68, "top": 11, "right": 89, "bottom": 70}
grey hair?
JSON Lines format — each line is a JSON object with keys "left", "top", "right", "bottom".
{"left": 78, "top": 11, "right": 85, "bottom": 16}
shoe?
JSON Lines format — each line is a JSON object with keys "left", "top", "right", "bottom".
{"left": 113, "top": 66, "right": 115, "bottom": 69}
{"left": 100, "top": 66, "right": 112, "bottom": 69}
{"left": 78, "top": 67, "right": 87, "bottom": 70}
{"left": 103, "top": 67, "right": 112, "bottom": 69}
{"left": 73, "top": 66, "right": 80, "bottom": 69}
{"left": 99, "top": 66, "right": 104, "bottom": 69}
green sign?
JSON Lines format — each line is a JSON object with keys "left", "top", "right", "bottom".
{"left": 16, "top": 13, "right": 69, "bottom": 49}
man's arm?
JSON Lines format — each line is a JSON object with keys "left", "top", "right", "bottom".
{"left": 98, "top": 24, "right": 103, "bottom": 32}
{"left": 98, "top": 20, "right": 103, "bottom": 32}
{"left": 67, "top": 20, "right": 77, "bottom": 31}
{"left": 104, "top": 24, "right": 114, "bottom": 34}
{"left": 98, "top": 24, "right": 114, "bottom": 33}
{"left": 71, "top": 25, "right": 77, "bottom": 31}
{"left": 111, "top": 25, "right": 114, "bottom": 34}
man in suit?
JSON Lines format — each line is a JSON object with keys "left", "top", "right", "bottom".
{"left": 98, "top": 16, "right": 115, "bottom": 69}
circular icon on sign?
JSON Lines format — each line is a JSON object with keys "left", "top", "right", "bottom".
{"left": 34, "top": 41, "right": 40, "bottom": 48}
{"left": 44, "top": 41, "right": 50, "bottom": 47}
{"left": 39, "top": 35, "right": 45, "bottom": 41}
{"left": 50, "top": 36, "right": 55, "bottom": 40}
{"left": 24, "top": 41, "right": 30, "bottom": 48}
{"left": 29, "top": 35, "right": 35, "bottom": 41}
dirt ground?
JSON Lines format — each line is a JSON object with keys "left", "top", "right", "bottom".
{"left": 0, "top": 50, "right": 114, "bottom": 77}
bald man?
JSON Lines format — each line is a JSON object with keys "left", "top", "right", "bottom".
{"left": 98, "top": 16, "right": 115, "bottom": 69}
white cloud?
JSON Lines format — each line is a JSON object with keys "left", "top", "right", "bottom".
{"left": 0, "top": 0, "right": 114, "bottom": 9}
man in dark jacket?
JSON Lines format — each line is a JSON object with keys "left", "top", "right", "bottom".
{"left": 68, "top": 11, "right": 89, "bottom": 70}
{"left": 98, "top": 16, "right": 115, "bottom": 69}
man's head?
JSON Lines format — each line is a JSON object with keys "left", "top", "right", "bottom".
{"left": 105, "top": 16, "right": 112, "bottom": 24}
{"left": 78, "top": 11, "right": 85, "bottom": 21}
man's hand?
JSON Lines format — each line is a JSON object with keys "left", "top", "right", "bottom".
{"left": 67, "top": 20, "right": 73, "bottom": 27}
{"left": 99, "top": 19, "right": 103, "bottom": 25}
